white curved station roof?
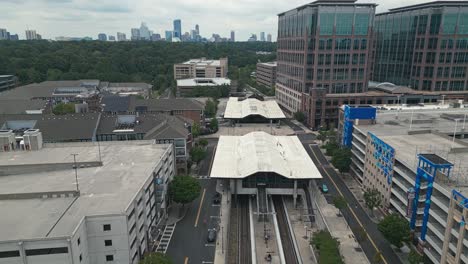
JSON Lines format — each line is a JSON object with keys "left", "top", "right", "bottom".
{"left": 210, "top": 131, "right": 322, "bottom": 179}
{"left": 224, "top": 97, "right": 286, "bottom": 119}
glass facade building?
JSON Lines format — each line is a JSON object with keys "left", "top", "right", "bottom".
{"left": 374, "top": 2, "right": 468, "bottom": 92}
{"left": 173, "top": 19, "right": 182, "bottom": 39}
{"left": 276, "top": 0, "right": 376, "bottom": 128}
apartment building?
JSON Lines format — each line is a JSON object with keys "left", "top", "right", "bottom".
{"left": 256, "top": 62, "right": 277, "bottom": 88}
{"left": 0, "top": 133, "right": 175, "bottom": 264}
{"left": 373, "top": 1, "right": 468, "bottom": 92}
{"left": 341, "top": 107, "right": 468, "bottom": 264}
{"left": 173, "top": 57, "right": 228, "bottom": 80}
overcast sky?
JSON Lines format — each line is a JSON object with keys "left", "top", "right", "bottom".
{"left": 1, "top": 0, "right": 434, "bottom": 41}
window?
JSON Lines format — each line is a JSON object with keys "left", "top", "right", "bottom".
{"left": 0, "top": 250, "right": 20, "bottom": 258}
{"left": 106, "top": 255, "right": 114, "bottom": 261}
{"left": 105, "top": 240, "right": 113, "bottom": 246}
{"left": 77, "top": 237, "right": 81, "bottom": 246}
{"left": 25, "top": 247, "right": 68, "bottom": 256}
{"left": 103, "top": 224, "right": 111, "bottom": 231}
{"left": 79, "top": 254, "right": 82, "bottom": 262}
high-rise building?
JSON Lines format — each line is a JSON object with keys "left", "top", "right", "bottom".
{"left": 373, "top": 1, "right": 468, "bottom": 93}
{"left": 174, "top": 57, "right": 228, "bottom": 79}
{"left": 108, "top": 35, "right": 115, "bottom": 41}
{"left": 260, "top": 32, "right": 265, "bottom": 41}
{"left": 131, "top": 28, "right": 140, "bottom": 40}
{"left": 9, "top": 34, "right": 18, "bottom": 41}
{"left": 25, "top": 29, "right": 39, "bottom": 40}
{"left": 139, "top": 22, "right": 151, "bottom": 40}
{"left": 267, "top": 33, "right": 272, "bottom": 42}
{"left": 230, "top": 30, "right": 235, "bottom": 42}
{"left": 276, "top": 0, "right": 376, "bottom": 128}
{"left": 195, "top": 24, "right": 200, "bottom": 36}
{"left": 173, "top": 19, "right": 182, "bottom": 39}
{"left": 248, "top": 34, "right": 257, "bottom": 42}
{"left": 117, "top": 32, "right": 126, "bottom": 41}
{"left": 165, "top": 30, "right": 173, "bottom": 41}
{"left": 0, "top": 28, "right": 8, "bottom": 40}
{"left": 97, "top": 33, "right": 107, "bottom": 41}
{"left": 151, "top": 33, "right": 161, "bottom": 41}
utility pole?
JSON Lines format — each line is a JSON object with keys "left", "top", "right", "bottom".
{"left": 71, "top": 154, "right": 79, "bottom": 192}
{"left": 452, "top": 119, "right": 460, "bottom": 149}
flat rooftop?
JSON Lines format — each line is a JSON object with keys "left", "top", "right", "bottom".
{"left": 258, "top": 62, "right": 277, "bottom": 67}
{"left": 0, "top": 141, "right": 170, "bottom": 241}
{"left": 177, "top": 78, "right": 231, "bottom": 87}
{"left": 354, "top": 108, "right": 468, "bottom": 195}
{"left": 224, "top": 97, "right": 286, "bottom": 119}
{"left": 180, "top": 58, "right": 225, "bottom": 67}
{"left": 210, "top": 131, "right": 322, "bottom": 180}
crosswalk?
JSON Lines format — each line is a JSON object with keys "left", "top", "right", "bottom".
{"left": 155, "top": 223, "right": 176, "bottom": 253}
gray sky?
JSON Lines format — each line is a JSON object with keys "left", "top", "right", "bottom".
{"left": 1, "top": 0, "right": 433, "bottom": 41}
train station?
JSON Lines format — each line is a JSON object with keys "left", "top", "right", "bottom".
{"left": 210, "top": 131, "right": 322, "bottom": 263}
{"left": 223, "top": 97, "right": 286, "bottom": 123}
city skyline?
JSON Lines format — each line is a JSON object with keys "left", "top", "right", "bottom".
{"left": 0, "top": 0, "right": 444, "bottom": 41}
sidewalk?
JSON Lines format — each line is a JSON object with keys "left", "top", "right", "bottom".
{"left": 214, "top": 180, "right": 230, "bottom": 264}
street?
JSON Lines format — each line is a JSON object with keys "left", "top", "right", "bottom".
{"left": 304, "top": 143, "right": 402, "bottom": 264}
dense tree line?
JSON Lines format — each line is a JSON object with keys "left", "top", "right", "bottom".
{"left": 0, "top": 40, "right": 276, "bottom": 93}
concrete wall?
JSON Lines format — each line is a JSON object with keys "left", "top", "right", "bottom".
{"left": 0, "top": 162, "right": 102, "bottom": 176}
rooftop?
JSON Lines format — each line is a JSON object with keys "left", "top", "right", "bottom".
{"left": 0, "top": 141, "right": 170, "bottom": 241}
{"left": 224, "top": 97, "right": 286, "bottom": 119}
{"left": 279, "top": 0, "right": 376, "bottom": 16}
{"left": 258, "top": 61, "right": 277, "bottom": 67}
{"left": 176, "top": 78, "right": 231, "bottom": 87}
{"left": 0, "top": 80, "right": 100, "bottom": 100}
{"left": 381, "top": 1, "right": 468, "bottom": 15}
{"left": 179, "top": 58, "right": 226, "bottom": 67}
{"left": 0, "top": 99, "right": 47, "bottom": 114}
{"left": 210, "top": 132, "right": 322, "bottom": 179}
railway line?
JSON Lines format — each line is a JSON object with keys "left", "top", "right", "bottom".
{"left": 273, "top": 196, "right": 300, "bottom": 264}
{"left": 227, "top": 195, "right": 252, "bottom": 264}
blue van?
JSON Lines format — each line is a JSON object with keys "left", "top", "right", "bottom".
{"left": 321, "top": 184, "right": 329, "bottom": 193}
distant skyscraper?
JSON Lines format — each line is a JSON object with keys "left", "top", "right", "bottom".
{"left": 0, "top": 29, "right": 7, "bottom": 40}
{"left": 9, "top": 34, "right": 18, "bottom": 41}
{"left": 98, "top": 33, "right": 107, "bottom": 41}
{"left": 165, "top": 30, "right": 173, "bottom": 41}
{"left": 190, "top": 30, "right": 197, "bottom": 40}
{"left": 173, "top": 19, "right": 182, "bottom": 38}
{"left": 267, "top": 33, "right": 272, "bottom": 42}
{"left": 131, "top": 28, "right": 140, "bottom": 40}
{"left": 230, "top": 30, "right": 235, "bottom": 42}
{"left": 248, "top": 34, "right": 257, "bottom": 42}
{"left": 117, "top": 32, "right": 126, "bottom": 41}
{"left": 195, "top": 24, "right": 200, "bottom": 36}
{"left": 151, "top": 33, "right": 161, "bottom": 41}
{"left": 139, "top": 22, "right": 151, "bottom": 40}
{"left": 108, "top": 36, "right": 116, "bottom": 41}
{"left": 260, "top": 32, "right": 265, "bottom": 41}
{"left": 25, "top": 30, "right": 39, "bottom": 40}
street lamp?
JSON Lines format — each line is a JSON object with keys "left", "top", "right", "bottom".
{"left": 442, "top": 95, "right": 446, "bottom": 105}
{"left": 452, "top": 119, "right": 461, "bottom": 148}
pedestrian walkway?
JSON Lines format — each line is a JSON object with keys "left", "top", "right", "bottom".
{"left": 253, "top": 197, "right": 281, "bottom": 264}
{"left": 313, "top": 186, "right": 370, "bottom": 264}
{"left": 156, "top": 223, "right": 176, "bottom": 253}
{"left": 214, "top": 180, "right": 230, "bottom": 264}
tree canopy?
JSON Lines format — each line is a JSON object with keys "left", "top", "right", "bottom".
{"left": 0, "top": 41, "right": 276, "bottom": 95}
{"left": 139, "top": 253, "right": 173, "bottom": 264}
{"left": 311, "top": 230, "right": 344, "bottom": 264}
{"left": 330, "top": 148, "right": 352, "bottom": 173}
{"left": 53, "top": 103, "right": 75, "bottom": 115}
{"left": 168, "top": 175, "right": 201, "bottom": 205}
{"left": 363, "top": 188, "right": 383, "bottom": 215}
{"left": 378, "top": 214, "right": 410, "bottom": 248}
{"left": 190, "top": 146, "right": 207, "bottom": 164}
{"left": 333, "top": 195, "right": 348, "bottom": 210}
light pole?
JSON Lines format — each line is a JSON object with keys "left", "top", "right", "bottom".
{"left": 463, "top": 113, "right": 467, "bottom": 130}
{"left": 452, "top": 119, "right": 460, "bottom": 148}
{"left": 71, "top": 154, "right": 79, "bottom": 192}
{"left": 442, "top": 95, "right": 446, "bottom": 105}
{"left": 409, "top": 110, "right": 414, "bottom": 131}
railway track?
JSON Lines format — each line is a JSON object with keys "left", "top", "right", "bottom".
{"left": 273, "top": 196, "right": 300, "bottom": 264}
{"left": 227, "top": 195, "right": 252, "bottom": 264}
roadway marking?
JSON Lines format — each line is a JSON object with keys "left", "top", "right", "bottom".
{"left": 308, "top": 144, "right": 389, "bottom": 264}
{"left": 194, "top": 188, "right": 207, "bottom": 227}
{"left": 184, "top": 257, "right": 189, "bottom": 264}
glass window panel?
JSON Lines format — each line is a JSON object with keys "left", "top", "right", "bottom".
{"left": 459, "top": 14, "right": 468, "bottom": 34}
{"left": 336, "top": 13, "right": 353, "bottom": 35}
{"left": 355, "top": 14, "right": 370, "bottom": 35}
{"left": 442, "top": 14, "right": 457, "bottom": 34}
{"left": 320, "top": 13, "right": 334, "bottom": 35}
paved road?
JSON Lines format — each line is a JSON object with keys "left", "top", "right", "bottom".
{"left": 304, "top": 144, "right": 402, "bottom": 264}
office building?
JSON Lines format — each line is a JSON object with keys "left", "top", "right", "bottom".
{"left": 195, "top": 24, "right": 200, "bottom": 36}
{"left": 267, "top": 33, "right": 272, "bottom": 42}
{"left": 151, "top": 34, "right": 161, "bottom": 41}
{"left": 0, "top": 28, "right": 7, "bottom": 40}
{"left": 373, "top": 1, "right": 468, "bottom": 92}
{"left": 9, "top": 34, "right": 18, "bottom": 41}
{"left": 165, "top": 31, "right": 172, "bottom": 41}
{"left": 25, "top": 29, "right": 40, "bottom": 40}
{"left": 117, "top": 32, "right": 126, "bottom": 41}
{"left": 0, "top": 138, "right": 175, "bottom": 264}
{"left": 248, "top": 34, "right": 257, "bottom": 42}
{"left": 260, "top": 32, "right": 265, "bottom": 41}
{"left": 139, "top": 22, "right": 151, "bottom": 40}
{"left": 173, "top": 19, "right": 182, "bottom": 38}
{"left": 256, "top": 62, "right": 277, "bottom": 88}
{"left": 131, "top": 28, "right": 140, "bottom": 40}
{"left": 0, "top": 75, "right": 18, "bottom": 92}
{"left": 230, "top": 30, "right": 235, "bottom": 42}
{"left": 276, "top": 0, "right": 376, "bottom": 128}
{"left": 340, "top": 106, "right": 468, "bottom": 264}
{"left": 174, "top": 57, "right": 228, "bottom": 80}
{"left": 97, "top": 33, "right": 107, "bottom": 41}
{"left": 108, "top": 36, "right": 115, "bottom": 41}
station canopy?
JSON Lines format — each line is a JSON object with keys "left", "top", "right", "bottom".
{"left": 223, "top": 97, "right": 286, "bottom": 119}
{"left": 210, "top": 131, "right": 322, "bottom": 179}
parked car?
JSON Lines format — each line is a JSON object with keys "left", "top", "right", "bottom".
{"left": 207, "top": 229, "right": 217, "bottom": 242}
{"left": 321, "top": 184, "right": 329, "bottom": 193}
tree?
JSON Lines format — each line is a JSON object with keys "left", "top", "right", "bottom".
{"left": 330, "top": 148, "right": 352, "bottom": 174}
{"left": 210, "top": 117, "right": 218, "bottom": 131}
{"left": 191, "top": 122, "right": 201, "bottom": 138}
{"left": 204, "top": 99, "right": 218, "bottom": 118}
{"left": 378, "top": 214, "right": 410, "bottom": 248}
{"left": 333, "top": 195, "right": 348, "bottom": 213}
{"left": 139, "top": 253, "right": 173, "bottom": 264}
{"left": 408, "top": 248, "right": 423, "bottom": 264}
{"left": 190, "top": 146, "right": 207, "bottom": 164}
{"left": 311, "top": 230, "right": 344, "bottom": 264}
{"left": 53, "top": 103, "right": 75, "bottom": 115}
{"left": 293, "top": 111, "right": 306, "bottom": 123}
{"left": 317, "top": 129, "right": 328, "bottom": 143}
{"left": 169, "top": 175, "right": 201, "bottom": 206}
{"left": 198, "top": 138, "right": 208, "bottom": 147}
{"left": 363, "top": 188, "right": 383, "bottom": 216}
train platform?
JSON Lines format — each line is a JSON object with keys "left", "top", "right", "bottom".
{"left": 214, "top": 180, "right": 230, "bottom": 264}
{"left": 252, "top": 197, "right": 281, "bottom": 264}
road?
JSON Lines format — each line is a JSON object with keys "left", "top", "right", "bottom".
{"left": 304, "top": 143, "right": 402, "bottom": 264}
{"left": 166, "top": 139, "right": 220, "bottom": 264}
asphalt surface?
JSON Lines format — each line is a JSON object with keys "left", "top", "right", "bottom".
{"left": 166, "top": 139, "right": 220, "bottom": 264}
{"left": 304, "top": 143, "right": 402, "bottom": 264}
